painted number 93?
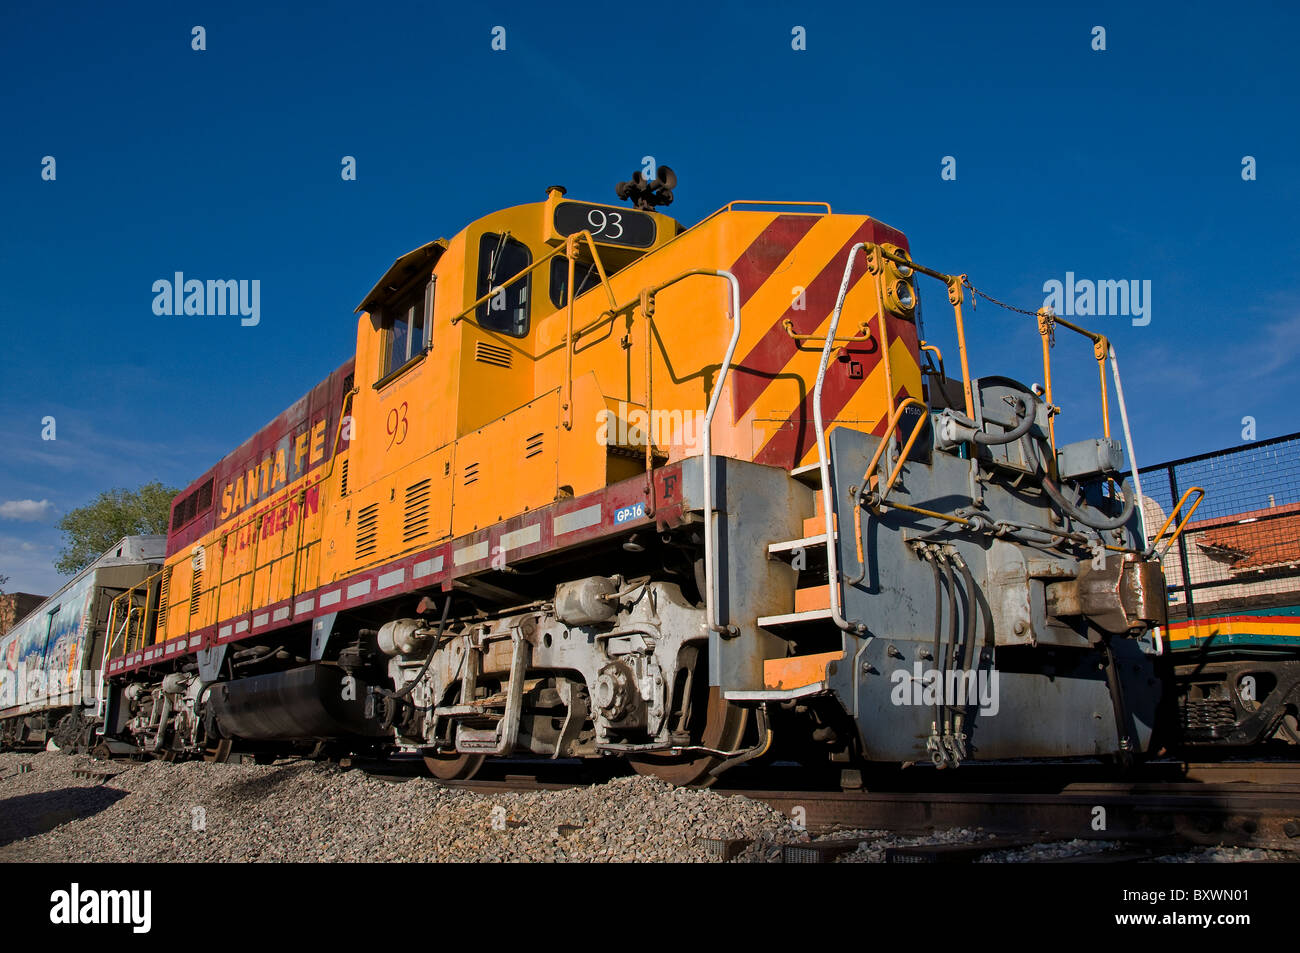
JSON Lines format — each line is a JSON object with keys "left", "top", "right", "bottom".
{"left": 587, "top": 208, "right": 624, "bottom": 240}
{"left": 386, "top": 401, "right": 409, "bottom": 449}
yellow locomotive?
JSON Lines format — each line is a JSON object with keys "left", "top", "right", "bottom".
{"left": 102, "top": 169, "right": 1168, "bottom": 783}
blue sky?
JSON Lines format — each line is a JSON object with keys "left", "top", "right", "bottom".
{"left": 1, "top": 0, "right": 1297, "bottom": 594}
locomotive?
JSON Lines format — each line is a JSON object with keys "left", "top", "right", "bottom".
{"left": 81, "top": 169, "right": 1169, "bottom": 784}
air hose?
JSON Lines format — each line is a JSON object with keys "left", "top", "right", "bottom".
{"left": 1040, "top": 472, "right": 1135, "bottom": 532}
{"left": 971, "top": 397, "right": 1035, "bottom": 446}
{"left": 925, "top": 551, "right": 944, "bottom": 741}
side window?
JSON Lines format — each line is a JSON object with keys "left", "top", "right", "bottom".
{"left": 476, "top": 233, "right": 530, "bottom": 337}
{"left": 549, "top": 256, "right": 600, "bottom": 310}
{"left": 379, "top": 277, "right": 434, "bottom": 380}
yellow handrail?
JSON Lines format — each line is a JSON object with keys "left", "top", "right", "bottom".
{"left": 853, "top": 397, "right": 931, "bottom": 576}
{"left": 450, "top": 229, "right": 617, "bottom": 328}
{"left": 781, "top": 317, "right": 872, "bottom": 345}
{"left": 1149, "top": 486, "right": 1206, "bottom": 558}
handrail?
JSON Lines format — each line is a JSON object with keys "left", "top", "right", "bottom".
{"left": 569, "top": 266, "right": 744, "bottom": 635}
{"left": 864, "top": 250, "right": 897, "bottom": 422}
{"left": 1037, "top": 307, "right": 1114, "bottom": 457}
{"left": 781, "top": 317, "right": 871, "bottom": 345}
{"left": 1148, "top": 486, "right": 1206, "bottom": 559}
{"left": 813, "top": 243, "right": 873, "bottom": 634}
{"left": 562, "top": 233, "right": 617, "bottom": 429}
{"left": 451, "top": 229, "right": 618, "bottom": 328}
{"left": 722, "top": 200, "right": 832, "bottom": 215}
{"left": 869, "top": 246, "right": 1133, "bottom": 502}
{"left": 871, "top": 245, "right": 975, "bottom": 419}
{"left": 919, "top": 341, "right": 945, "bottom": 380}
{"left": 850, "top": 397, "right": 930, "bottom": 584}
{"left": 608, "top": 270, "right": 749, "bottom": 638}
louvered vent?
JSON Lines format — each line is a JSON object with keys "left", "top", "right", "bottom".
{"left": 189, "top": 567, "right": 202, "bottom": 616}
{"left": 340, "top": 458, "right": 349, "bottom": 496}
{"left": 464, "top": 462, "right": 479, "bottom": 486}
{"left": 159, "top": 567, "right": 172, "bottom": 636}
{"left": 474, "top": 342, "right": 512, "bottom": 368}
{"left": 524, "top": 432, "right": 544, "bottom": 459}
{"left": 403, "top": 479, "right": 431, "bottom": 544}
{"left": 356, "top": 503, "right": 380, "bottom": 560}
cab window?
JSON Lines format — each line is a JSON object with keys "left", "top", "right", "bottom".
{"left": 476, "top": 233, "right": 530, "bottom": 337}
{"left": 549, "top": 256, "right": 601, "bottom": 309}
{"left": 380, "top": 278, "right": 433, "bottom": 380}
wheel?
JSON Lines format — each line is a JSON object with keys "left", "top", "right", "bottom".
{"left": 629, "top": 686, "right": 749, "bottom": 787}
{"left": 203, "top": 739, "right": 233, "bottom": 763}
{"left": 422, "top": 751, "right": 485, "bottom": 781}
{"left": 53, "top": 712, "right": 81, "bottom": 754}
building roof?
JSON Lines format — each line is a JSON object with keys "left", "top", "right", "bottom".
{"left": 1195, "top": 503, "right": 1300, "bottom": 573}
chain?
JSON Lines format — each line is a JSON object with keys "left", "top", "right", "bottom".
{"left": 961, "top": 277, "right": 1055, "bottom": 345}
{"left": 961, "top": 277, "right": 1046, "bottom": 318}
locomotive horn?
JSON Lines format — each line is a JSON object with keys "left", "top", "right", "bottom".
{"left": 615, "top": 165, "right": 677, "bottom": 210}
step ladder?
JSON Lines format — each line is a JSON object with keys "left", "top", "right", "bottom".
{"left": 726, "top": 464, "right": 845, "bottom": 702}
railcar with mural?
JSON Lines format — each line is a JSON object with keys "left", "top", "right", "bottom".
{"left": 0, "top": 536, "right": 164, "bottom": 751}
{"left": 93, "top": 169, "right": 1169, "bottom": 783}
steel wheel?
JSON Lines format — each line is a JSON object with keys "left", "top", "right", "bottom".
{"left": 629, "top": 687, "right": 749, "bottom": 787}
{"left": 203, "top": 739, "right": 233, "bottom": 763}
{"left": 423, "top": 751, "right": 485, "bottom": 781}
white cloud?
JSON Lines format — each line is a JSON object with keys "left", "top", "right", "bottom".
{"left": 0, "top": 499, "right": 56, "bottom": 522}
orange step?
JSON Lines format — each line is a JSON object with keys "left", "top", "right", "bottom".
{"left": 763, "top": 651, "right": 843, "bottom": 691}
{"left": 794, "top": 586, "right": 831, "bottom": 613}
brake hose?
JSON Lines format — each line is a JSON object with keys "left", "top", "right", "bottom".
{"left": 926, "top": 552, "right": 944, "bottom": 738}
{"left": 1040, "top": 472, "right": 1135, "bottom": 532}
{"left": 972, "top": 397, "right": 1035, "bottom": 446}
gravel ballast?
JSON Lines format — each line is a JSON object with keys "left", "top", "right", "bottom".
{"left": 1, "top": 751, "right": 1292, "bottom": 863}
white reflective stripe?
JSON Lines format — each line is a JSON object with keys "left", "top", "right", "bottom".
{"left": 253, "top": 613, "right": 269, "bottom": 627}
{"left": 453, "top": 541, "right": 489, "bottom": 566}
{"left": 295, "top": 598, "right": 314, "bottom": 613}
{"left": 320, "top": 590, "right": 341, "bottom": 607}
{"left": 235, "top": 620, "right": 249, "bottom": 633}
{"left": 347, "top": 580, "right": 371, "bottom": 600}
{"left": 378, "top": 569, "right": 405, "bottom": 590}
{"left": 500, "top": 524, "right": 541, "bottom": 552}
{"left": 188, "top": 636, "right": 202, "bottom": 647}
{"left": 413, "top": 555, "right": 444, "bottom": 578}
{"left": 553, "top": 504, "right": 601, "bottom": 536}
{"left": 273, "top": 607, "right": 290, "bottom": 622}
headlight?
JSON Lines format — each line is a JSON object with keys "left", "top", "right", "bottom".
{"left": 894, "top": 280, "right": 915, "bottom": 310}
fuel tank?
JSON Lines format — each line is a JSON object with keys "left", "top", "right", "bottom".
{"left": 207, "top": 664, "right": 390, "bottom": 740}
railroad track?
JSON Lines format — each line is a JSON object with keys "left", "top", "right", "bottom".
{"left": 347, "top": 757, "right": 1300, "bottom": 860}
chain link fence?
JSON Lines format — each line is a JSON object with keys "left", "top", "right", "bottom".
{"left": 1134, "top": 433, "right": 1300, "bottom": 622}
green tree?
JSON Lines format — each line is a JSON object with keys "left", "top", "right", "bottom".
{"left": 55, "top": 481, "right": 178, "bottom": 575}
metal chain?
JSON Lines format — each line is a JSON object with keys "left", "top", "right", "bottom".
{"left": 961, "top": 277, "right": 1055, "bottom": 344}
{"left": 961, "top": 277, "right": 1045, "bottom": 318}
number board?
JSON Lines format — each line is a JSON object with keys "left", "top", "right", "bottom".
{"left": 553, "top": 202, "right": 656, "bottom": 248}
